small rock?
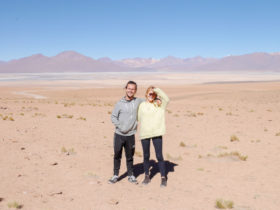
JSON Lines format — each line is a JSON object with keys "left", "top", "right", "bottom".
{"left": 108, "top": 199, "right": 119, "bottom": 205}
{"left": 49, "top": 191, "right": 63, "bottom": 196}
{"left": 51, "top": 162, "right": 58, "bottom": 166}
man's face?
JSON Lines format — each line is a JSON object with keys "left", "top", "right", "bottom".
{"left": 126, "top": 84, "right": 137, "bottom": 99}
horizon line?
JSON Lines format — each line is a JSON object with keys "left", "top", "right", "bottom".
{"left": 1, "top": 50, "right": 280, "bottom": 62}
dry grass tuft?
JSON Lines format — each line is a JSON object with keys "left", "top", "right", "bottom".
{"left": 215, "top": 199, "right": 234, "bottom": 209}
{"left": 166, "top": 109, "right": 172, "bottom": 114}
{"left": 32, "top": 113, "right": 45, "bottom": 117}
{"left": 135, "top": 151, "right": 142, "bottom": 157}
{"left": 185, "top": 112, "right": 197, "bottom": 117}
{"left": 166, "top": 153, "right": 182, "bottom": 161}
{"left": 230, "top": 135, "right": 239, "bottom": 142}
{"left": 218, "top": 146, "right": 228, "bottom": 150}
{"left": 61, "top": 147, "right": 76, "bottom": 155}
{"left": 179, "top": 141, "right": 186, "bottom": 147}
{"left": 77, "top": 116, "right": 86, "bottom": 121}
{"left": 63, "top": 102, "right": 75, "bottom": 107}
{"left": 1, "top": 115, "right": 14, "bottom": 121}
{"left": 57, "top": 114, "right": 74, "bottom": 119}
{"left": 7, "top": 201, "right": 23, "bottom": 209}
{"left": 218, "top": 151, "right": 247, "bottom": 161}
{"left": 104, "top": 103, "right": 113, "bottom": 107}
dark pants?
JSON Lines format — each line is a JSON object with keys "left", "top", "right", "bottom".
{"left": 113, "top": 133, "right": 135, "bottom": 176}
{"left": 141, "top": 136, "right": 166, "bottom": 177}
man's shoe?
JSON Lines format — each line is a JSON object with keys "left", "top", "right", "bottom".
{"left": 108, "top": 175, "right": 119, "bottom": 184}
{"left": 128, "top": 175, "right": 138, "bottom": 184}
{"left": 142, "top": 175, "right": 151, "bottom": 185}
{"left": 160, "top": 177, "right": 167, "bottom": 187}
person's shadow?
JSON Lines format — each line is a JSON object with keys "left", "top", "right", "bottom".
{"left": 118, "top": 160, "right": 178, "bottom": 181}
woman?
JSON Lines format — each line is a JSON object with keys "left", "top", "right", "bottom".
{"left": 138, "top": 86, "right": 170, "bottom": 187}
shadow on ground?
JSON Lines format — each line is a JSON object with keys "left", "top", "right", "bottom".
{"left": 119, "top": 160, "right": 178, "bottom": 181}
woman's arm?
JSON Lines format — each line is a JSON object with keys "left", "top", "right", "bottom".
{"left": 153, "top": 88, "right": 170, "bottom": 108}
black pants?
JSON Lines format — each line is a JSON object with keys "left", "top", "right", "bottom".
{"left": 113, "top": 133, "right": 135, "bottom": 176}
{"left": 141, "top": 136, "right": 166, "bottom": 177}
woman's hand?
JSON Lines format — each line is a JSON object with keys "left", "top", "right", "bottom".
{"left": 155, "top": 98, "right": 162, "bottom": 106}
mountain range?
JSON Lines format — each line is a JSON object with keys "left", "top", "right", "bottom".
{"left": 0, "top": 51, "right": 280, "bottom": 73}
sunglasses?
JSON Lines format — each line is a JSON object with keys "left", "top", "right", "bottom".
{"left": 148, "top": 93, "right": 155, "bottom": 96}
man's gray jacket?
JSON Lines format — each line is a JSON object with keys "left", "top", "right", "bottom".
{"left": 111, "top": 97, "right": 144, "bottom": 136}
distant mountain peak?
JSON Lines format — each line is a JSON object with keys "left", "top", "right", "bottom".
{"left": 55, "top": 51, "right": 87, "bottom": 58}
{"left": 98, "top": 57, "right": 113, "bottom": 62}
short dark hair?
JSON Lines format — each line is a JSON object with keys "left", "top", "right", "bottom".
{"left": 125, "top": 80, "right": 137, "bottom": 90}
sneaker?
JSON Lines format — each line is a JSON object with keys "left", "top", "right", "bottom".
{"left": 128, "top": 175, "right": 138, "bottom": 184}
{"left": 108, "top": 175, "right": 119, "bottom": 184}
{"left": 160, "top": 177, "right": 167, "bottom": 187}
{"left": 142, "top": 175, "right": 151, "bottom": 185}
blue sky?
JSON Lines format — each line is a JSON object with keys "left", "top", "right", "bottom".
{"left": 0, "top": 0, "right": 279, "bottom": 61}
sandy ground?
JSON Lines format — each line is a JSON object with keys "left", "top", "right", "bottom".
{"left": 1, "top": 77, "right": 280, "bottom": 210}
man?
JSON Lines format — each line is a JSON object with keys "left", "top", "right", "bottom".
{"left": 108, "top": 81, "right": 143, "bottom": 184}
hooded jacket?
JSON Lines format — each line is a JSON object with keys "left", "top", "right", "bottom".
{"left": 111, "top": 97, "right": 144, "bottom": 136}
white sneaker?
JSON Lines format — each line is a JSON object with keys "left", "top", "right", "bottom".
{"left": 128, "top": 175, "right": 138, "bottom": 184}
{"left": 108, "top": 175, "right": 119, "bottom": 184}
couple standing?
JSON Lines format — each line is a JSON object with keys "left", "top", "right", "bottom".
{"left": 109, "top": 81, "right": 170, "bottom": 187}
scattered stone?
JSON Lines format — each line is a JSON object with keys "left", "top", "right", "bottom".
{"left": 51, "top": 162, "right": 58, "bottom": 166}
{"left": 0, "top": 197, "right": 4, "bottom": 202}
{"left": 20, "top": 147, "right": 25, "bottom": 150}
{"left": 49, "top": 191, "right": 63, "bottom": 196}
{"left": 108, "top": 199, "right": 119, "bottom": 205}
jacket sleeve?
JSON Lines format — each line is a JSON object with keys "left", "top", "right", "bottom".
{"left": 111, "top": 103, "right": 120, "bottom": 128}
{"left": 153, "top": 88, "right": 170, "bottom": 109}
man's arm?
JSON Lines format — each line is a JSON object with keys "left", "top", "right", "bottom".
{"left": 111, "top": 103, "right": 120, "bottom": 128}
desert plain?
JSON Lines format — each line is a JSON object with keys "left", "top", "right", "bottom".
{"left": 1, "top": 73, "right": 280, "bottom": 210}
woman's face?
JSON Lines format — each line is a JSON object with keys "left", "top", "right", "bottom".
{"left": 147, "top": 90, "right": 156, "bottom": 102}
